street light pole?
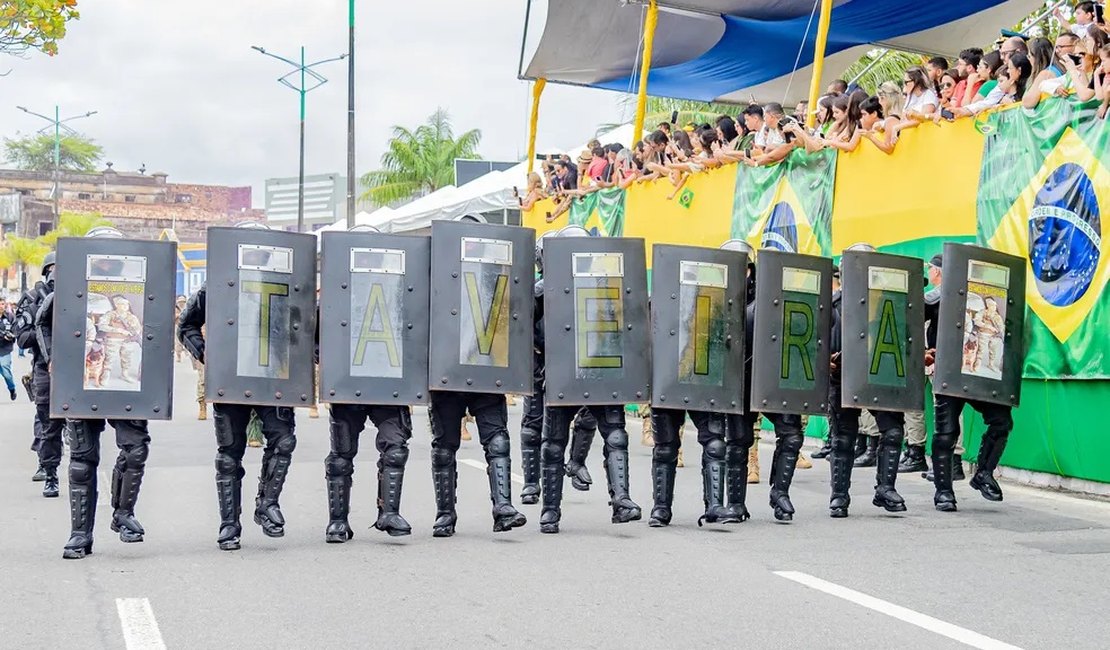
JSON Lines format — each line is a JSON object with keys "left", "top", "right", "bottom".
{"left": 15, "top": 105, "right": 97, "bottom": 230}
{"left": 251, "top": 45, "right": 345, "bottom": 233}
{"left": 346, "top": 0, "right": 356, "bottom": 229}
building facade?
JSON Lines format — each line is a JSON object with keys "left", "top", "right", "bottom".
{"left": 264, "top": 172, "right": 350, "bottom": 231}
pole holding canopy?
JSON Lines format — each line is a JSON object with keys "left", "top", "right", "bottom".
{"left": 632, "top": 0, "right": 659, "bottom": 146}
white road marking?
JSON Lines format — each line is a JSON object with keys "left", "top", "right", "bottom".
{"left": 773, "top": 571, "right": 1024, "bottom": 650}
{"left": 116, "top": 598, "right": 167, "bottom": 650}
{"left": 459, "top": 458, "right": 525, "bottom": 484}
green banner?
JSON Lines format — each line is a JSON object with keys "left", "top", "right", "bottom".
{"left": 731, "top": 148, "right": 836, "bottom": 256}
{"left": 568, "top": 188, "right": 626, "bottom": 237}
{"left": 976, "top": 98, "right": 1110, "bottom": 378}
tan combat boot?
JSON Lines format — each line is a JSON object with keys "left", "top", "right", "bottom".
{"left": 796, "top": 451, "right": 813, "bottom": 470}
{"left": 747, "top": 445, "right": 760, "bottom": 484}
{"left": 641, "top": 412, "right": 654, "bottom": 448}
{"left": 197, "top": 400, "right": 207, "bottom": 421}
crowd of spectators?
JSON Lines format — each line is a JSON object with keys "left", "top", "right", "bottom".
{"left": 523, "top": 2, "right": 1110, "bottom": 223}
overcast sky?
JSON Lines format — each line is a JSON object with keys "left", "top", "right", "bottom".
{"left": 1, "top": 0, "right": 628, "bottom": 206}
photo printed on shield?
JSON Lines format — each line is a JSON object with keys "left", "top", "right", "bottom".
{"left": 866, "top": 266, "right": 909, "bottom": 388}
{"left": 573, "top": 252, "right": 625, "bottom": 381}
{"left": 350, "top": 267, "right": 404, "bottom": 378}
{"left": 677, "top": 261, "right": 727, "bottom": 386}
{"left": 962, "top": 260, "right": 1009, "bottom": 381}
{"left": 84, "top": 254, "right": 146, "bottom": 392}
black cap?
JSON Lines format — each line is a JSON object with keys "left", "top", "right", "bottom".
{"left": 929, "top": 254, "right": 943, "bottom": 269}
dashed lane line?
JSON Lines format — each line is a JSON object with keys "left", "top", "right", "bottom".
{"left": 115, "top": 598, "right": 167, "bottom": 650}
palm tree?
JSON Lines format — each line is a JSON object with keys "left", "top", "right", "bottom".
{"left": 0, "top": 235, "right": 49, "bottom": 292}
{"left": 359, "top": 108, "right": 482, "bottom": 207}
{"left": 842, "top": 50, "right": 927, "bottom": 95}
{"left": 37, "top": 212, "right": 112, "bottom": 249}
{"left": 598, "top": 96, "right": 740, "bottom": 136}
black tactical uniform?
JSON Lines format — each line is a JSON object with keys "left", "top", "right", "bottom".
{"left": 178, "top": 284, "right": 297, "bottom": 550}
{"left": 316, "top": 312, "right": 413, "bottom": 541}
{"left": 36, "top": 282, "right": 151, "bottom": 559}
{"left": 827, "top": 290, "right": 907, "bottom": 518}
{"left": 14, "top": 258, "right": 64, "bottom": 498}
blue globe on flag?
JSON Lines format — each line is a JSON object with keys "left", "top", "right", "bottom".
{"left": 760, "top": 201, "right": 799, "bottom": 253}
{"left": 1028, "top": 162, "right": 1102, "bottom": 307}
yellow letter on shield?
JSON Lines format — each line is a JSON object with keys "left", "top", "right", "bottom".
{"left": 241, "top": 280, "right": 289, "bottom": 367}
{"left": 353, "top": 282, "right": 400, "bottom": 368}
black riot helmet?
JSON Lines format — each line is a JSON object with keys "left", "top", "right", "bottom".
{"left": 41, "top": 251, "right": 56, "bottom": 275}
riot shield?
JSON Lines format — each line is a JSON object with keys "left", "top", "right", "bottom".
{"left": 840, "top": 250, "right": 925, "bottom": 411}
{"left": 750, "top": 250, "right": 833, "bottom": 415}
{"left": 49, "top": 237, "right": 177, "bottom": 419}
{"left": 650, "top": 244, "right": 746, "bottom": 413}
{"left": 933, "top": 243, "right": 1026, "bottom": 406}
{"left": 544, "top": 236, "right": 650, "bottom": 406}
{"left": 428, "top": 220, "right": 534, "bottom": 394}
{"left": 319, "top": 231, "right": 430, "bottom": 405}
{"left": 205, "top": 227, "right": 317, "bottom": 406}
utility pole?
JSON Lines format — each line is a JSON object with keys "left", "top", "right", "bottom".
{"left": 251, "top": 45, "right": 345, "bottom": 233}
{"left": 15, "top": 105, "right": 98, "bottom": 230}
{"left": 346, "top": 0, "right": 356, "bottom": 228}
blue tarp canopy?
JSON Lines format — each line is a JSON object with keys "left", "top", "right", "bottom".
{"left": 521, "top": 0, "right": 1043, "bottom": 104}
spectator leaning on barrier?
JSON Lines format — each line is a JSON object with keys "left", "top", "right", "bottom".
{"left": 954, "top": 48, "right": 985, "bottom": 107}
{"left": 999, "top": 35, "right": 1028, "bottom": 63}
{"left": 793, "top": 99, "right": 809, "bottom": 125}
{"left": 926, "top": 56, "right": 949, "bottom": 90}
{"left": 903, "top": 66, "right": 939, "bottom": 119}
{"left": 938, "top": 69, "right": 964, "bottom": 113}
{"left": 859, "top": 95, "right": 899, "bottom": 155}
{"left": 739, "top": 103, "right": 764, "bottom": 152}
{"left": 952, "top": 51, "right": 1032, "bottom": 117}
{"left": 827, "top": 78, "right": 849, "bottom": 95}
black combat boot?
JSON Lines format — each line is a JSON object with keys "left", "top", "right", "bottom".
{"left": 565, "top": 422, "right": 594, "bottom": 491}
{"left": 32, "top": 465, "right": 47, "bottom": 482}
{"left": 828, "top": 432, "right": 854, "bottom": 518}
{"left": 699, "top": 443, "right": 736, "bottom": 525}
{"left": 952, "top": 454, "right": 966, "bottom": 481}
{"left": 325, "top": 475, "right": 353, "bottom": 543}
{"left": 62, "top": 462, "right": 97, "bottom": 560}
{"left": 969, "top": 432, "right": 1006, "bottom": 502}
{"left": 647, "top": 454, "right": 675, "bottom": 527}
{"left": 539, "top": 448, "right": 565, "bottom": 534}
{"left": 931, "top": 433, "right": 958, "bottom": 512}
{"left": 873, "top": 430, "right": 907, "bottom": 513}
{"left": 810, "top": 438, "right": 832, "bottom": 460}
{"left": 216, "top": 476, "right": 243, "bottom": 550}
{"left": 110, "top": 466, "right": 146, "bottom": 543}
{"left": 255, "top": 457, "right": 291, "bottom": 538}
{"left": 42, "top": 467, "right": 60, "bottom": 498}
{"left": 604, "top": 438, "right": 642, "bottom": 524}
{"left": 854, "top": 436, "right": 878, "bottom": 467}
{"left": 374, "top": 463, "right": 412, "bottom": 537}
{"left": 431, "top": 448, "right": 458, "bottom": 537}
{"left": 487, "top": 441, "right": 527, "bottom": 533}
{"left": 897, "top": 444, "right": 927, "bottom": 473}
{"left": 519, "top": 427, "right": 541, "bottom": 505}
{"left": 769, "top": 434, "right": 801, "bottom": 522}
{"left": 723, "top": 443, "right": 751, "bottom": 522}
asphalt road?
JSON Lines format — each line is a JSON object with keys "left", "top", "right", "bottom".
{"left": 2, "top": 355, "right": 1108, "bottom": 650}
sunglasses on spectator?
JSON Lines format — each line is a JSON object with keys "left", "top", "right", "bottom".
{"left": 941, "top": 81, "right": 955, "bottom": 88}
{"left": 903, "top": 79, "right": 913, "bottom": 85}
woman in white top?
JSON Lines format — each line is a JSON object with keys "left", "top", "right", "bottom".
{"left": 902, "top": 66, "right": 939, "bottom": 119}
{"left": 952, "top": 52, "right": 1033, "bottom": 117}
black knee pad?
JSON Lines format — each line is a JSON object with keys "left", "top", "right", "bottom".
{"left": 604, "top": 428, "right": 629, "bottom": 451}
{"left": 725, "top": 442, "right": 748, "bottom": 464}
{"left": 541, "top": 440, "right": 566, "bottom": 464}
{"left": 830, "top": 430, "right": 855, "bottom": 454}
{"left": 215, "top": 452, "right": 241, "bottom": 476}
{"left": 67, "top": 421, "right": 97, "bottom": 457}
{"left": 703, "top": 438, "right": 726, "bottom": 461}
{"left": 431, "top": 447, "right": 455, "bottom": 468}
{"left": 122, "top": 444, "right": 149, "bottom": 470}
{"left": 326, "top": 455, "right": 353, "bottom": 477}
{"left": 273, "top": 433, "right": 297, "bottom": 456}
{"left": 932, "top": 432, "right": 957, "bottom": 452}
{"left": 778, "top": 432, "right": 803, "bottom": 453}
{"left": 520, "top": 427, "right": 542, "bottom": 448}
{"left": 485, "top": 432, "right": 511, "bottom": 458}
{"left": 879, "top": 427, "right": 905, "bottom": 449}
{"left": 381, "top": 445, "right": 409, "bottom": 468}
{"left": 69, "top": 459, "right": 95, "bottom": 484}
{"left": 652, "top": 443, "right": 679, "bottom": 464}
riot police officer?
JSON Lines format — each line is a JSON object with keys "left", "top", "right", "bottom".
{"left": 539, "top": 226, "right": 642, "bottom": 534}
{"left": 36, "top": 227, "right": 153, "bottom": 559}
{"left": 178, "top": 222, "right": 300, "bottom": 551}
{"left": 520, "top": 231, "right": 600, "bottom": 504}
{"left": 319, "top": 226, "right": 413, "bottom": 541}
{"left": 15, "top": 251, "right": 63, "bottom": 499}
{"left": 827, "top": 243, "right": 910, "bottom": 518}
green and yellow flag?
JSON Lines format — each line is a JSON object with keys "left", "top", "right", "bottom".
{"left": 568, "top": 187, "right": 626, "bottom": 237}
{"left": 731, "top": 148, "right": 835, "bottom": 257}
{"left": 977, "top": 99, "right": 1110, "bottom": 378}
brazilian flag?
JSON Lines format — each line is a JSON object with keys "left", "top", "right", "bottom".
{"left": 568, "top": 187, "right": 626, "bottom": 237}
{"left": 977, "top": 99, "right": 1110, "bottom": 378}
{"left": 731, "top": 148, "right": 835, "bottom": 257}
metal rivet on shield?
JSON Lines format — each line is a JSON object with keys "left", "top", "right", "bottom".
{"left": 293, "top": 285, "right": 301, "bottom": 292}
{"left": 859, "top": 332, "right": 865, "bottom": 339}
{"left": 1010, "top": 395, "right": 1016, "bottom": 402}
{"left": 564, "top": 288, "right": 570, "bottom": 294}
{"left": 125, "top": 405, "right": 132, "bottom": 412}
{"left": 564, "top": 324, "right": 571, "bottom": 331}
{"left": 557, "top": 392, "right": 565, "bottom": 399}
{"left": 91, "top": 405, "right": 98, "bottom": 411}
{"left": 991, "top": 390, "right": 998, "bottom": 397}
{"left": 584, "top": 392, "right": 590, "bottom": 399}
{"left": 495, "top": 380, "right": 503, "bottom": 387}
{"left": 148, "top": 294, "right": 155, "bottom": 301}
{"left": 329, "top": 390, "right": 336, "bottom": 396}
{"left": 669, "top": 329, "right": 676, "bottom": 336}
{"left": 907, "top": 303, "right": 913, "bottom": 309}
{"left": 819, "top": 304, "right": 824, "bottom": 311}
{"left": 1007, "top": 299, "right": 1014, "bottom": 306}
{"left": 962, "top": 386, "right": 969, "bottom": 392}
{"left": 340, "top": 320, "right": 348, "bottom": 327}
{"left": 683, "top": 397, "right": 689, "bottom": 404}
{"left": 292, "top": 324, "right": 299, "bottom": 331}
{"left": 300, "top": 394, "right": 308, "bottom": 401}
{"left": 859, "top": 298, "right": 865, "bottom": 304}
{"left": 727, "top": 299, "right": 733, "bottom": 306}
{"left": 709, "top": 399, "right": 716, "bottom": 406}
{"left": 626, "top": 324, "right": 633, "bottom": 331}
{"left": 417, "top": 393, "right": 423, "bottom": 399}
{"left": 636, "top": 391, "right": 643, "bottom": 398}
{"left": 852, "top": 395, "right": 859, "bottom": 402}
{"left": 958, "top": 289, "right": 965, "bottom": 296}
{"left": 218, "top": 389, "right": 226, "bottom": 396}
{"left": 907, "top": 337, "right": 913, "bottom": 343}
{"left": 407, "top": 323, "right": 413, "bottom": 330}
{"left": 731, "top": 400, "right": 736, "bottom": 407}
{"left": 671, "top": 293, "right": 677, "bottom": 299}
{"left": 820, "top": 402, "right": 826, "bottom": 409}
{"left": 773, "top": 299, "right": 780, "bottom": 306}
{"left": 62, "top": 403, "right": 69, "bottom": 411}
{"left": 761, "top": 399, "right": 768, "bottom": 406}
{"left": 451, "top": 272, "right": 459, "bottom": 279}
{"left": 408, "top": 286, "right": 414, "bottom": 292}
{"left": 803, "top": 402, "right": 809, "bottom": 408}
{"left": 941, "top": 382, "right": 949, "bottom": 389}
{"left": 393, "top": 391, "right": 400, "bottom": 398}
{"left": 227, "top": 319, "right": 235, "bottom": 325}
{"left": 227, "top": 280, "right": 235, "bottom": 287}
{"left": 146, "top": 334, "right": 154, "bottom": 340}
{"left": 956, "top": 322, "right": 962, "bottom": 329}
{"left": 76, "top": 291, "right": 84, "bottom": 298}
{"left": 275, "top": 391, "right": 283, "bottom": 399}
{"left": 466, "top": 378, "right": 473, "bottom": 385}
{"left": 441, "top": 377, "right": 448, "bottom": 384}
{"left": 512, "top": 313, "right": 519, "bottom": 320}
{"left": 73, "top": 330, "right": 81, "bottom": 337}
{"left": 771, "top": 334, "right": 778, "bottom": 341}
{"left": 872, "top": 397, "right": 879, "bottom": 403}
{"left": 514, "top": 276, "right": 520, "bottom": 284}
{"left": 626, "top": 287, "right": 631, "bottom": 294}
{"left": 244, "top": 390, "right": 253, "bottom": 398}
{"left": 152, "top": 406, "right": 160, "bottom": 413}
{"left": 659, "top": 395, "right": 666, "bottom": 401}
{"left": 613, "top": 392, "right": 619, "bottom": 399}
{"left": 341, "top": 282, "right": 348, "bottom": 289}
{"left": 451, "top": 309, "right": 458, "bottom": 316}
